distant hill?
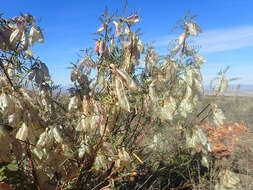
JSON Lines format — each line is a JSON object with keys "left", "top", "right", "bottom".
{"left": 204, "top": 84, "right": 253, "bottom": 97}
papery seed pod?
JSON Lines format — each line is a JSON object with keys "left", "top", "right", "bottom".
{"left": 19, "top": 88, "right": 33, "bottom": 103}
{"left": 35, "top": 69, "right": 45, "bottom": 84}
{"left": 115, "top": 77, "right": 130, "bottom": 112}
{"left": 9, "top": 28, "right": 21, "bottom": 48}
{"left": 78, "top": 140, "right": 89, "bottom": 159}
{"left": 178, "top": 98, "right": 193, "bottom": 118}
{"left": 52, "top": 126, "right": 63, "bottom": 143}
{"left": 184, "top": 67, "right": 193, "bottom": 86}
{"left": 61, "top": 144, "right": 73, "bottom": 157}
{"left": 160, "top": 97, "right": 177, "bottom": 121}
{"left": 178, "top": 33, "right": 186, "bottom": 46}
{"left": 24, "top": 49, "right": 35, "bottom": 57}
{"left": 76, "top": 115, "right": 86, "bottom": 131}
{"left": 89, "top": 115, "right": 100, "bottom": 133}
{"left": 124, "top": 25, "right": 130, "bottom": 36}
{"left": 40, "top": 62, "right": 50, "bottom": 78}
{"left": 6, "top": 66, "right": 14, "bottom": 78}
{"left": 24, "top": 14, "right": 34, "bottom": 25}
{"left": 20, "top": 31, "right": 28, "bottom": 50}
{"left": 102, "top": 142, "right": 117, "bottom": 156}
{"left": 29, "top": 25, "right": 44, "bottom": 46}
{"left": 16, "top": 123, "right": 28, "bottom": 141}
{"left": 218, "top": 169, "right": 241, "bottom": 189}
{"left": 70, "top": 68, "right": 78, "bottom": 82}
{"left": 0, "top": 92, "right": 10, "bottom": 114}
{"left": 171, "top": 45, "right": 180, "bottom": 53}
{"left": 187, "top": 21, "right": 202, "bottom": 36}
{"left": 95, "top": 39, "right": 100, "bottom": 54}
{"left": 109, "top": 36, "right": 115, "bottom": 53}
{"left": 112, "top": 21, "right": 123, "bottom": 37}
{"left": 196, "top": 128, "right": 208, "bottom": 146}
{"left": 194, "top": 55, "right": 206, "bottom": 67}
{"left": 98, "top": 72, "right": 105, "bottom": 90}
{"left": 115, "top": 68, "right": 138, "bottom": 91}
{"left": 68, "top": 96, "right": 77, "bottom": 111}
{"left": 82, "top": 96, "right": 90, "bottom": 115}
{"left": 187, "top": 22, "right": 197, "bottom": 36}
{"left": 94, "top": 154, "right": 110, "bottom": 171}
{"left": 201, "top": 156, "right": 209, "bottom": 168}
{"left": 213, "top": 107, "right": 226, "bottom": 126}
{"left": 37, "top": 130, "right": 47, "bottom": 148}
{"left": 214, "top": 75, "right": 228, "bottom": 95}
{"left": 16, "top": 16, "right": 26, "bottom": 30}
{"left": 8, "top": 113, "right": 16, "bottom": 125}
{"left": 117, "top": 147, "right": 131, "bottom": 169}
{"left": 33, "top": 147, "right": 44, "bottom": 160}
{"left": 137, "top": 38, "right": 144, "bottom": 53}
{"left": 99, "top": 40, "right": 106, "bottom": 56}
{"left": 28, "top": 69, "right": 36, "bottom": 80}
{"left": 125, "top": 14, "right": 140, "bottom": 24}
{"left": 97, "top": 23, "right": 105, "bottom": 33}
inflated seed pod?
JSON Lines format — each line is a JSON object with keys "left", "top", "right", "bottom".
{"left": 16, "top": 123, "right": 28, "bottom": 141}
{"left": 115, "top": 77, "right": 130, "bottom": 112}
{"left": 0, "top": 92, "right": 9, "bottom": 114}
{"left": 29, "top": 25, "right": 44, "bottom": 46}
{"left": 9, "top": 28, "right": 22, "bottom": 48}
{"left": 52, "top": 126, "right": 63, "bottom": 143}
{"left": 116, "top": 68, "right": 139, "bottom": 91}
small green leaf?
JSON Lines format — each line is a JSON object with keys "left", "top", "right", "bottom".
{"left": 7, "top": 161, "right": 18, "bottom": 171}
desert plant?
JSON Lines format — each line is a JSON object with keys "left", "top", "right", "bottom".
{"left": 0, "top": 6, "right": 235, "bottom": 190}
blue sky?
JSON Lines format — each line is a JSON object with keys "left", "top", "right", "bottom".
{"left": 1, "top": 0, "right": 253, "bottom": 86}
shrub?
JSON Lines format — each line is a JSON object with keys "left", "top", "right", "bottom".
{"left": 0, "top": 6, "right": 236, "bottom": 190}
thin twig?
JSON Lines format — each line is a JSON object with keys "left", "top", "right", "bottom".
{"left": 25, "top": 138, "right": 41, "bottom": 190}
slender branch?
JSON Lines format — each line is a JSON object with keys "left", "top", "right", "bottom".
{"left": 25, "top": 138, "right": 41, "bottom": 190}
{"left": 0, "top": 59, "right": 16, "bottom": 90}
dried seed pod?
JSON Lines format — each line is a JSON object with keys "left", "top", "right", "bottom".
{"left": 194, "top": 55, "right": 206, "bottom": 67}
{"left": 37, "top": 130, "right": 47, "bottom": 148}
{"left": 0, "top": 92, "right": 10, "bottom": 114}
{"left": 115, "top": 77, "right": 130, "bottom": 112}
{"left": 214, "top": 75, "right": 228, "bottom": 95}
{"left": 28, "top": 69, "right": 36, "bottom": 80}
{"left": 216, "top": 169, "right": 241, "bottom": 189}
{"left": 9, "top": 28, "right": 22, "bottom": 48}
{"left": 213, "top": 106, "right": 226, "bottom": 126}
{"left": 115, "top": 68, "right": 139, "bottom": 91}
{"left": 97, "top": 23, "right": 105, "bottom": 33}
{"left": 52, "top": 126, "right": 63, "bottom": 143}
{"left": 16, "top": 123, "right": 29, "bottom": 141}
{"left": 116, "top": 147, "right": 131, "bottom": 169}
{"left": 35, "top": 69, "right": 45, "bottom": 84}
{"left": 160, "top": 97, "right": 177, "bottom": 121}
{"left": 112, "top": 21, "right": 123, "bottom": 37}
{"left": 125, "top": 14, "right": 140, "bottom": 24}
{"left": 178, "top": 33, "right": 186, "bottom": 46}
{"left": 20, "top": 31, "right": 28, "bottom": 50}
{"left": 70, "top": 67, "right": 78, "bottom": 82}
{"left": 95, "top": 39, "right": 100, "bottom": 54}
{"left": 68, "top": 96, "right": 79, "bottom": 112}
{"left": 24, "top": 49, "right": 35, "bottom": 58}
{"left": 29, "top": 25, "right": 44, "bottom": 46}
{"left": 187, "top": 21, "right": 202, "bottom": 36}
{"left": 99, "top": 40, "right": 106, "bottom": 56}
{"left": 40, "top": 62, "right": 50, "bottom": 78}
